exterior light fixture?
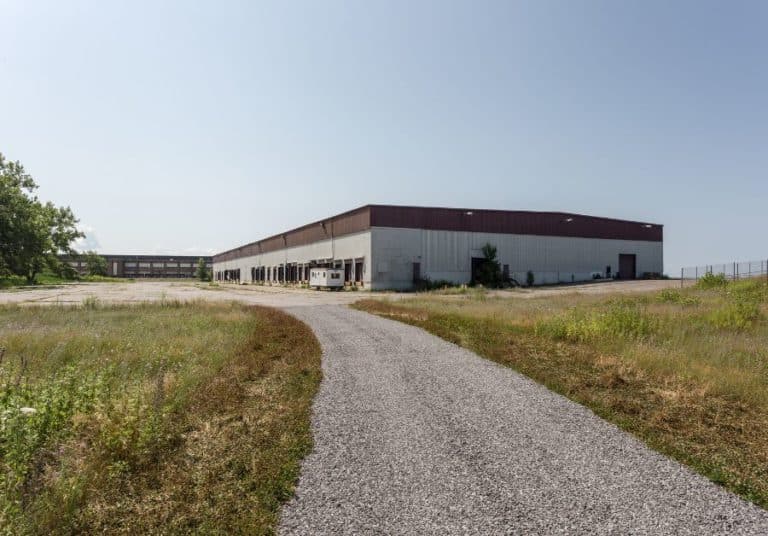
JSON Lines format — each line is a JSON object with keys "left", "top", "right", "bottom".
{"left": 465, "top": 211, "right": 474, "bottom": 216}
{"left": 643, "top": 224, "right": 653, "bottom": 228}
{"left": 565, "top": 218, "right": 574, "bottom": 223}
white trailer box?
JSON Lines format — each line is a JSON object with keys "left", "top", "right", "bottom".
{"left": 310, "top": 268, "right": 344, "bottom": 290}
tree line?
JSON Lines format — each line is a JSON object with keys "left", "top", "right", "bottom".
{"left": 1, "top": 152, "right": 212, "bottom": 284}
{"left": 0, "top": 153, "right": 82, "bottom": 283}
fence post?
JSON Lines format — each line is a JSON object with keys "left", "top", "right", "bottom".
{"left": 681, "top": 268, "right": 683, "bottom": 288}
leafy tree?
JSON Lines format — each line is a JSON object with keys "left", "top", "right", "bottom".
{"left": 51, "top": 258, "right": 79, "bottom": 280}
{"left": 475, "top": 243, "right": 503, "bottom": 287}
{"left": 0, "top": 255, "right": 9, "bottom": 278}
{"left": 84, "top": 251, "right": 108, "bottom": 276}
{"left": 196, "top": 257, "right": 210, "bottom": 281}
{"left": 0, "top": 153, "right": 83, "bottom": 283}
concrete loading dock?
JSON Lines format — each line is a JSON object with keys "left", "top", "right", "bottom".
{"left": 213, "top": 205, "right": 663, "bottom": 290}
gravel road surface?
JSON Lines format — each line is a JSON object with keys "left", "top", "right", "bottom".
{"left": 279, "top": 305, "right": 768, "bottom": 535}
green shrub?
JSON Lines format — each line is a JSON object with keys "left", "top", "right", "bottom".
{"left": 656, "top": 289, "right": 700, "bottom": 306}
{"left": 728, "top": 279, "right": 767, "bottom": 303}
{"left": 536, "top": 300, "right": 657, "bottom": 343}
{"left": 51, "top": 260, "right": 79, "bottom": 280}
{"left": 84, "top": 251, "right": 108, "bottom": 277}
{"left": 697, "top": 272, "right": 729, "bottom": 289}
{"left": 706, "top": 283, "right": 764, "bottom": 330}
{"left": 526, "top": 271, "right": 535, "bottom": 287}
{"left": 474, "top": 244, "right": 503, "bottom": 288}
{"left": 708, "top": 300, "right": 762, "bottom": 330}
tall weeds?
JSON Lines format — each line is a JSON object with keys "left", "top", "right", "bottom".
{"left": 535, "top": 299, "right": 658, "bottom": 343}
{"left": 0, "top": 302, "right": 321, "bottom": 533}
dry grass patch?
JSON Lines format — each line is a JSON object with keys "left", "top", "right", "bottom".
{"left": 0, "top": 301, "right": 321, "bottom": 535}
{"left": 354, "top": 278, "right": 768, "bottom": 508}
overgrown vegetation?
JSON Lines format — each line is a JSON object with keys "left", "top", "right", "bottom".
{"left": 0, "top": 302, "right": 321, "bottom": 533}
{"left": 0, "top": 153, "right": 83, "bottom": 283}
{"left": 696, "top": 272, "right": 729, "bottom": 289}
{"left": 535, "top": 299, "right": 658, "bottom": 342}
{"left": 354, "top": 278, "right": 768, "bottom": 508}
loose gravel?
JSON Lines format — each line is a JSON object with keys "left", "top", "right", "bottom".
{"left": 279, "top": 305, "right": 768, "bottom": 535}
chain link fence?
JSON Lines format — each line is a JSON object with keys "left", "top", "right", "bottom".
{"left": 680, "top": 259, "right": 768, "bottom": 287}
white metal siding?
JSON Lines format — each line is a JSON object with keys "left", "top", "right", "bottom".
{"left": 370, "top": 227, "right": 663, "bottom": 289}
{"left": 215, "top": 226, "right": 663, "bottom": 290}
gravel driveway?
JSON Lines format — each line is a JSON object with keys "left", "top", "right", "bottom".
{"left": 279, "top": 305, "right": 768, "bottom": 535}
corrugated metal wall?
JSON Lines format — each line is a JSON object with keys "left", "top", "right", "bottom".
{"left": 370, "top": 227, "right": 663, "bottom": 289}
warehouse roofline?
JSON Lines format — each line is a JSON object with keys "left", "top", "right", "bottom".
{"left": 214, "top": 204, "right": 663, "bottom": 263}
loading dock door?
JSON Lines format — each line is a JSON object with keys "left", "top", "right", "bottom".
{"left": 471, "top": 257, "right": 484, "bottom": 283}
{"left": 619, "top": 254, "right": 637, "bottom": 280}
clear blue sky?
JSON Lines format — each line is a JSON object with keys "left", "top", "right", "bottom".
{"left": 2, "top": 1, "right": 766, "bottom": 273}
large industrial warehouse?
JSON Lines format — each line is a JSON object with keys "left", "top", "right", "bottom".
{"left": 213, "top": 205, "right": 663, "bottom": 290}
{"left": 63, "top": 254, "right": 212, "bottom": 278}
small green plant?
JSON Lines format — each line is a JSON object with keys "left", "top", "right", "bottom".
{"left": 697, "top": 272, "right": 729, "bottom": 289}
{"left": 656, "top": 289, "right": 700, "bottom": 306}
{"left": 526, "top": 271, "right": 535, "bottom": 287}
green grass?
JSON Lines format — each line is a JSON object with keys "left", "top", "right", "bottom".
{"left": 354, "top": 278, "right": 768, "bottom": 509}
{"left": 0, "top": 274, "right": 64, "bottom": 288}
{"left": 0, "top": 301, "right": 321, "bottom": 534}
{"left": 0, "top": 273, "right": 129, "bottom": 289}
